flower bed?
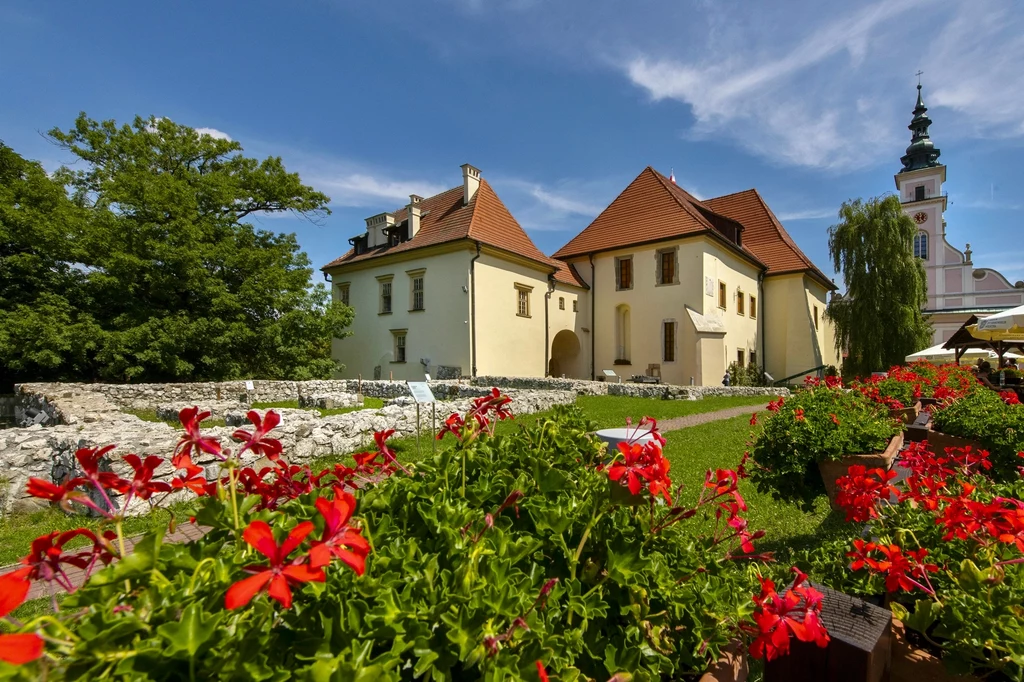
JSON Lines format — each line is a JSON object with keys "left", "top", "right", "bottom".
{"left": 797, "top": 442, "right": 1024, "bottom": 680}
{"left": 930, "top": 388, "right": 1024, "bottom": 479}
{"left": 0, "top": 392, "right": 829, "bottom": 679}
{"left": 748, "top": 379, "right": 901, "bottom": 509}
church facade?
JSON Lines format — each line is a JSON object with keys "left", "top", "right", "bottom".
{"left": 322, "top": 164, "right": 839, "bottom": 385}
{"left": 896, "top": 85, "right": 1024, "bottom": 344}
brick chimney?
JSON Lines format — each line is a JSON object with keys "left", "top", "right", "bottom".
{"left": 408, "top": 195, "right": 423, "bottom": 238}
{"left": 461, "top": 164, "right": 481, "bottom": 205}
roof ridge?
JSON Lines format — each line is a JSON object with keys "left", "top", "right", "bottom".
{"left": 707, "top": 187, "right": 758, "bottom": 202}
{"left": 648, "top": 168, "right": 717, "bottom": 232}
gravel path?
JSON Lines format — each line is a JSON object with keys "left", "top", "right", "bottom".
{"left": 657, "top": 404, "right": 761, "bottom": 433}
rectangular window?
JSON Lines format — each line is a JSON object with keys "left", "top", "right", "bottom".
{"left": 616, "top": 257, "right": 633, "bottom": 290}
{"left": 813, "top": 305, "right": 819, "bottom": 330}
{"left": 718, "top": 281, "right": 727, "bottom": 309}
{"left": 572, "top": 300, "right": 578, "bottom": 312}
{"left": 558, "top": 296, "right": 565, "bottom": 310}
{"left": 338, "top": 283, "right": 350, "bottom": 306}
{"left": 737, "top": 348, "right": 745, "bottom": 367}
{"left": 737, "top": 291, "right": 745, "bottom": 315}
{"left": 515, "top": 284, "right": 532, "bottom": 317}
{"left": 749, "top": 295, "right": 757, "bottom": 319}
{"left": 750, "top": 350, "right": 757, "bottom": 368}
{"left": 379, "top": 280, "right": 392, "bottom": 314}
{"left": 411, "top": 276, "right": 424, "bottom": 311}
{"left": 658, "top": 250, "right": 675, "bottom": 285}
{"left": 392, "top": 331, "right": 406, "bottom": 363}
{"left": 663, "top": 321, "right": 675, "bottom": 362}
{"left": 915, "top": 185, "right": 925, "bottom": 201}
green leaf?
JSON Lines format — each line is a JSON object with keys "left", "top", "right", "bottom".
{"left": 156, "top": 603, "right": 222, "bottom": 657}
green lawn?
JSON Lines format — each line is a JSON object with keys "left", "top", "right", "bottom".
{"left": 251, "top": 397, "right": 385, "bottom": 416}
{"left": 661, "top": 415, "right": 847, "bottom": 562}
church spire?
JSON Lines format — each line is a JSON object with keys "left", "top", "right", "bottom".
{"left": 899, "top": 81, "right": 941, "bottom": 173}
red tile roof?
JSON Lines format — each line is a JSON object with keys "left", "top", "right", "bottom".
{"left": 703, "top": 189, "right": 835, "bottom": 289}
{"left": 551, "top": 167, "right": 759, "bottom": 268}
{"left": 321, "top": 179, "right": 586, "bottom": 288}
{"left": 552, "top": 167, "right": 833, "bottom": 289}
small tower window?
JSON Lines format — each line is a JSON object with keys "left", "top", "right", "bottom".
{"left": 915, "top": 185, "right": 925, "bottom": 201}
{"left": 913, "top": 232, "right": 929, "bottom": 260}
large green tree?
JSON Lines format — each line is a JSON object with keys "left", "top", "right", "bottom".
{"left": 0, "top": 114, "right": 352, "bottom": 386}
{"left": 826, "top": 194, "right": 932, "bottom": 377}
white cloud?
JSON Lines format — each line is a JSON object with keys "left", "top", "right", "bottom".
{"left": 194, "top": 127, "right": 232, "bottom": 141}
{"left": 926, "top": 2, "right": 1024, "bottom": 137}
{"left": 777, "top": 208, "right": 836, "bottom": 221}
{"left": 621, "top": 0, "right": 929, "bottom": 170}
{"left": 315, "top": 173, "right": 449, "bottom": 208}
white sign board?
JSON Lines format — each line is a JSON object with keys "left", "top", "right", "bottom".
{"left": 244, "top": 380, "right": 254, "bottom": 391}
{"left": 602, "top": 369, "right": 618, "bottom": 378}
{"left": 424, "top": 373, "right": 431, "bottom": 382}
{"left": 407, "top": 382, "right": 436, "bottom": 404}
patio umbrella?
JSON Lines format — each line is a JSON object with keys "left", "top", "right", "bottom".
{"left": 905, "top": 343, "right": 1021, "bottom": 364}
{"left": 968, "top": 304, "right": 1024, "bottom": 342}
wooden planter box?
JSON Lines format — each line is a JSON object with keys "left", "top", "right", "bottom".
{"left": 891, "top": 620, "right": 980, "bottom": 682}
{"left": 699, "top": 642, "right": 749, "bottom": 682}
{"left": 818, "top": 433, "right": 904, "bottom": 509}
{"left": 926, "top": 429, "right": 984, "bottom": 457}
{"left": 890, "top": 401, "right": 922, "bottom": 426}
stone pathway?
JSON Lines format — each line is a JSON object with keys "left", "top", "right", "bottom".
{"left": 3, "top": 404, "right": 762, "bottom": 600}
{"left": 657, "top": 404, "right": 762, "bottom": 433}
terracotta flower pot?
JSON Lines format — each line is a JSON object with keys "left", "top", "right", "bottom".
{"left": 891, "top": 619, "right": 980, "bottom": 682}
{"left": 890, "top": 401, "right": 922, "bottom": 426}
{"left": 926, "top": 429, "right": 984, "bottom": 457}
{"left": 818, "top": 433, "right": 904, "bottom": 509}
{"left": 699, "top": 641, "right": 749, "bottom": 682}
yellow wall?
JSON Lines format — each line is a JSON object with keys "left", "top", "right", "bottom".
{"left": 326, "top": 247, "right": 473, "bottom": 380}
{"left": 473, "top": 253, "right": 550, "bottom": 377}
{"left": 762, "top": 273, "right": 838, "bottom": 383}
{"left": 587, "top": 235, "right": 759, "bottom": 386}
{"left": 548, "top": 281, "right": 590, "bottom": 379}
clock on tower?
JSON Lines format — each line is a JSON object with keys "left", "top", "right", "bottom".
{"left": 913, "top": 211, "right": 927, "bottom": 224}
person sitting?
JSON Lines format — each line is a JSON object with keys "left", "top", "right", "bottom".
{"left": 976, "top": 361, "right": 998, "bottom": 388}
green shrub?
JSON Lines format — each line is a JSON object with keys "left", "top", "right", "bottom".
{"left": 749, "top": 386, "right": 900, "bottom": 508}
{"left": 931, "top": 389, "right": 1024, "bottom": 478}
{"left": 728, "top": 362, "right": 768, "bottom": 387}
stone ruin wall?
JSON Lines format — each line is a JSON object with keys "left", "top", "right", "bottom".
{"left": 0, "top": 377, "right": 788, "bottom": 515}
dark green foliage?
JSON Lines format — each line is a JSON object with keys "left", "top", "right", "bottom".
{"left": 931, "top": 389, "right": 1024, "bottom": 479}
{"left": 727, "top": 362, "right": 767, "bottom": 387}
{"left": 7, "top": 407, "right": 762, "bottom": 680}
{"left": 750, "top": 387, "right": 900, "bottom": 508}
{"left": 826, "top": 195, "right": 933, "bottom": 377}
{"left": 0, "top": 116, "right": 352, "bottom": 386}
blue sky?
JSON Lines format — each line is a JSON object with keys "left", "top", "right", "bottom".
{"left": 2, "top": 0, "right": 1023, "bottom": 284}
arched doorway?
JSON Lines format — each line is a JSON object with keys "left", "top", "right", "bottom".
{"left": 550, "top": 329, "right": 584, "bottom": 378}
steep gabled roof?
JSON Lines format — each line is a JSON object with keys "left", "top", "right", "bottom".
{"left": 703, "top": 189, "right": 836, "bottom": 290}
{"left": 551, "top": 167, "right": 758, "bottom": 267}
{"left": 322, "top": 179, "right": 583, "bottom": 287}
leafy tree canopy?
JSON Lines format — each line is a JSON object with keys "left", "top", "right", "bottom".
{"left": 826, "top": 194, "right": 932, "bottom": 377}
{"left": 0, "top": 114, "right": 352, "bottom": 387}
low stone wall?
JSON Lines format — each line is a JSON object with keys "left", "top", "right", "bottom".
{"left": 0, "top": 389, "right": 575, "bottom": 515}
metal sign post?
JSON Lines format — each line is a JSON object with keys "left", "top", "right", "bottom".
{"left": 406, "top": 381, "right": 437, "bottom": 460}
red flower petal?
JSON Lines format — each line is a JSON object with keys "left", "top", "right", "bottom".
{"left": 265, "top": 574, "right": 293, "bottom": 609}
{"left": 225, "top": 571, "right": 272, "bottom": 610}
{"left": 0, "top": 633, "right": 44, "bottom": 665}
{"left": 241, "top": 521, "right": 279, "bottom": 561}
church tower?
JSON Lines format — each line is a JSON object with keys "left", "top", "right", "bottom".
{"left": 894, "top": 82, "right": 1024, "bottom": 344}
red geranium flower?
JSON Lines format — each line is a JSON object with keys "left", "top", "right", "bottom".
{"left": 0, "top": 568, "right": 44, "bottom": 665}
{"left": 535, "top": 661, "right": 549, "bottom": 682}
{"left": 176, "top": 407, "right": 223, "bottom": 460}
{"left": 834, "top": 466, "right": 897, "bottom": 523}
{"left": 437, "top": 412, "right": 466, "bottom": 441}
{"left": 122, "top": 454, "right": 172, "bottom": 500}
{"left": 225, "top": 520, "right": 324, "bottom": 610}
{"left": 309, "top": 488, "right": 371, "bottom": 574}
{"left": 793, "top": 408, "right": 805, "bottom": 422}
{"left": 170, "top": 452, "right": 209, "bottom": 496}
{"left": 232, "top": 410, "right": 283, "bottom": 461}
{"left": 749, "top": 568, "right": 829, "bottom": 661}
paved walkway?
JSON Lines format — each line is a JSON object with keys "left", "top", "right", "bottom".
{"left": 4, "top": 404, "right": 762, "bottom": 599}
{"left": 657, "top": 404, "right": 761, "bottom": 433}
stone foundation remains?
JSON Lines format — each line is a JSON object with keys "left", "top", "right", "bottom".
{"left": 0, "top": 377, "right": 787, "bottom": 515}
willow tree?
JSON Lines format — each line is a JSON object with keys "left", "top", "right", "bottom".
{"left": 826, "top": 195, "right": 932, "bottom": 377}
